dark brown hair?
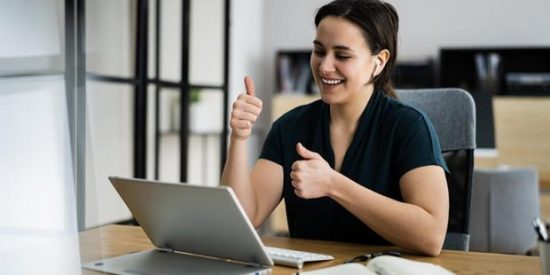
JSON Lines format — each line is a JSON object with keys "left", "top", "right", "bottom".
{"left": 315, "top": 0, "right": 399, "bottom": 98}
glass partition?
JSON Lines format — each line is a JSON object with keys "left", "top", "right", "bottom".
{"left": 0, "top": 1, "right": 81, "bottom": 273}
{"left": 0, "top": 0, "right": 230, "bottom": 273}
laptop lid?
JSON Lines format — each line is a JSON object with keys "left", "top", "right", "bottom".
{"left": 108, "top": 176, "right": 273, "bottom": 267}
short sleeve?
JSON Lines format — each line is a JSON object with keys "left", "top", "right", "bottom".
{"left": 395, "top": 112, "right": 449, "bottom": 180}
{"left": 259, "top": 119, "right": 284, "bottom": 165}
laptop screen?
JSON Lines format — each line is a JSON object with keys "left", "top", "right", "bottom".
{"left": 109, "top": 176, "right": 273, "bottom": 267}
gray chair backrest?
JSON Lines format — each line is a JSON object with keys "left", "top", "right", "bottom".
{"left": 396, "top": 89, "right": 476, "bottom": 151}
{"left": 396, "top": 88, "right": 476, "bottom": 251}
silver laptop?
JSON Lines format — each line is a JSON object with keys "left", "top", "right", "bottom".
{"left": 82, "top": 176, "right": 273, "bottom": 275}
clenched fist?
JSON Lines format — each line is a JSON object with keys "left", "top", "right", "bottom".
{"left": 291, "top": 143, "right": 336, "bottom": 199}
{"left": 230, "top": 76, "right": 263, "bottom": 141}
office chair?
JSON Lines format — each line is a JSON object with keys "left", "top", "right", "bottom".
{"left": 396, "top": 88, "right": 476, "bottom": 251}
{"left": 469, "top": 166, "right": 539, "bottom": 254}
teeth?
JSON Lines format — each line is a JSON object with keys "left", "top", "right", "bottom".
{"left": 321, "top": 78, "right": 343, "bottom": 85}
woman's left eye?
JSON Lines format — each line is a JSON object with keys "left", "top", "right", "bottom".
{"left": 336, "top": 55, "right": 351, "bottom": 60}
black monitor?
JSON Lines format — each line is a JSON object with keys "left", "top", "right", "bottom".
{"left": 439, "top": 47, "right": 550, "bottom": 155}
{"left": 439, "top": 47, "right": 550, "bottom": 96}
{"left": 392, "top": 60, "right": 435, "bottom": 89}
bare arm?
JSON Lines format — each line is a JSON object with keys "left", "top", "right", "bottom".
{"left": 221, "top": 76, "right": 284, "bottom": 228}
{"left": 222, "top": 143, "right": 284, "bottom": 227}
{"left": 221, "top": 137, "right": 257, "bottom": 220}
{"left": 292, "top": 143, "right": 448, "bottom": 256}
{"left": 328, "top": 166, "right": 448, "bottom": 256}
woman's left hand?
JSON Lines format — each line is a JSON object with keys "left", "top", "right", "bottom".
{"left": 290, "top": 143, "right": 336, "bottom": 199}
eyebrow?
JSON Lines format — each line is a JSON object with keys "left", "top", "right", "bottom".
{"left": 313, "top": 40, "right": 354, "bottom": 52}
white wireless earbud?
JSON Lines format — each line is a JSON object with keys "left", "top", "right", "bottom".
{"left": 374, "top": 61, "right": 381, "bottom": 76}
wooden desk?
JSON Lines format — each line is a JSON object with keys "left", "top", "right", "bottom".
{"left": 80, "top": 225, "right": 540, "bottom": 274}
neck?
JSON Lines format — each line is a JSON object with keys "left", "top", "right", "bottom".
{"left": 330, "top": 85, "right": 374, "bottom": 131}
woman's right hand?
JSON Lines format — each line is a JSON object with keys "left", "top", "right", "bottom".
{"left": 230, "top": 76, "right": 263, "bottom": 141}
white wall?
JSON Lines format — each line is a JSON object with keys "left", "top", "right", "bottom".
{"left": 0, "top": 0, "right": 61, "bottom": 58}
{"left": 392, "top": 0, "right": 550, "bottom": 60}
{"left": 230, "top": 0, "right": 266, "bottom": 167}
{"left": 261, "top": 0, "right": 324, "bottom": 125}
{"left": 0, "top": 0, "right": 63, "bottom": 74}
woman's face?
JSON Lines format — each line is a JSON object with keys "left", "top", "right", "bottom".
{"left": 311, "top": 16, "right": 377, "bottom": 104}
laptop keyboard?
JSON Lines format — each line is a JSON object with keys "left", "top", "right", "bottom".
{"left": 265, "top": 246, "right": 334, "bottom": 268}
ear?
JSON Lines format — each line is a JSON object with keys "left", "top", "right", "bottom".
{"left": 373, "top": 49, "right": 390, "bottom": 77}
{"left": 374, "top": 60, "right": 381, "bottom": 76}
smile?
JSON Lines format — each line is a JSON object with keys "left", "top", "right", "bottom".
{"left": 321, "top": 78, "right": 343, "bottom": 85}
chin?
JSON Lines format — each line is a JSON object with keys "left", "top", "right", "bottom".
{"left": 319, "top": 92, "right": 341, "bottom": 105}
{"left": 316, "top": 80, "right": 352, "bottom": 104}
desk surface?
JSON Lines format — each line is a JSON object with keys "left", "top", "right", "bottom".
{"left": 80, "top": 224, "right": 540, "bottom": 275}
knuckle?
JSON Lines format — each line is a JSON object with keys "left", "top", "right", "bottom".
{"left": 253, "top": 105, "right": 262, "bottom": 114}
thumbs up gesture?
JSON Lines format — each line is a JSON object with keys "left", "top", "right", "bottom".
{"left": 291, "top": 143, "right": 336, "bottom": 199}
{"left": 230, "top": 76, "right": 263, "bottom": 141}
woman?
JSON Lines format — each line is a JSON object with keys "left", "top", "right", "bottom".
{"left": 222, "top": 0, "right": 449, "bottom": 256}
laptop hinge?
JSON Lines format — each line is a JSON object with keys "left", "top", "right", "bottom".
{"left": 156, "top": 248, "right": 268, "bottom": 268}
{"left": 157, "top": 247, "right": 175, "bottom": 253}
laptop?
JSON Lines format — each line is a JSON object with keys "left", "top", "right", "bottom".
{"left": 82, "top": 176, "right": 273, "bottom": 275}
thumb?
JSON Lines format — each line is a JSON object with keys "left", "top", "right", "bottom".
{"left": 244, "top": 75, "right": 256, "bottom": 97}
{"left": 296, "top": 143, "right": 320, "bottom": 160}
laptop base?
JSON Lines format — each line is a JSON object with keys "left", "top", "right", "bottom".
{"left": 82, "top": 249, "right": 272, "bottom": 275}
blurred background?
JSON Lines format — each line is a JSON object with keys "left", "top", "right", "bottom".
{"left": 1, "top": 0, "right": 549, "bottom": 272}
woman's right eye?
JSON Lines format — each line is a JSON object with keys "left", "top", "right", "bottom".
{"left": 313, "top": 50, "right": 325, "bottom": 56}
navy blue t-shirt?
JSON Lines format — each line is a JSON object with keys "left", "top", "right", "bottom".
{"left": 259, "top": 90, "right": 448, "bottom": 244}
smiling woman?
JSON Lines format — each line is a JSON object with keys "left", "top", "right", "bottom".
{"left": 222, "top": 0, "right": 449, "bottom": 257}
{"left": 311, "top": 16, "right": 378, "bottom": 106}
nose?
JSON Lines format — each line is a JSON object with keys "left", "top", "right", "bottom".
{"left": 318, "top": 55, "right": 336, "bottom": 74}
